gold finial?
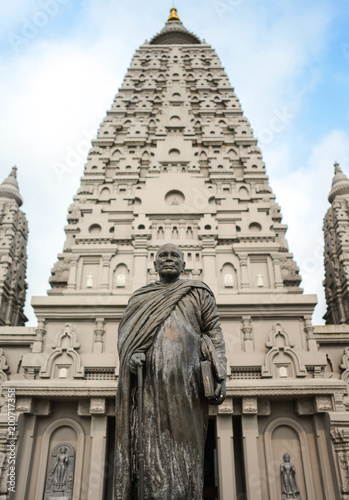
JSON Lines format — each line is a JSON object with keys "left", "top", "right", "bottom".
{"left": 168, "top": 7, "right": 180, "bottom": 22}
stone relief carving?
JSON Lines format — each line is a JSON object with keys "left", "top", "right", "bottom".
{"left": 242, "top": 397, "right": 258, "bottom": 414}
{"left": 44, "top": 443, "right": 75, "bottom": 500}
{"left": 90, "top": 397, "right": 106, "bottom": 414}
{"left": 0, "top": 349, "right": 9, "bottom": 385}
{"left": 49, "top": 259, "right": 71, "bottom": 284}
{"left": 280, "top": 453, "right": 301, "bottom": 499}
{"left": 16, "top": 396, "right": 33, "bottom": 414}
{"left": 279, "top": 257, "right": 301, "bottom": 287}
{"left": 262, "top": 323, "right": 306, "bottom": 378}
{"left": 0, "top": 447, "right": 9, "bottom": 494}
{"left": 40, "top": 324, "right": 84, "bottom": 379}
{"left": 314, "top": 395, "right": 333, "bottom": 413}
{"left": 339, "top": 451, "right": 349, "bottom": 494}
{"left": 340, "top": 347, "right": 349, "bottom": 394}
{"left": 331, "top": 427, "right": 349, "bottom": 495}
{"left": 218, "top": 396, "right": 233, "bottom": 414}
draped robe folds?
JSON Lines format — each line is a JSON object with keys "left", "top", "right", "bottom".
{"left": 114, "top": 279, "right": 226, "bottom": 500}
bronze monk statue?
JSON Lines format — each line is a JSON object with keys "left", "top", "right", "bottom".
{"left": 114, "top": 243, "right": 227, "bottom": 499}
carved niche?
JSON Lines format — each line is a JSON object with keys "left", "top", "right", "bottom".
{"left": 44, "top": 443, "right": 75, "bottom": 500}
{"left": 0, "top": 349, "right": 9, "bottom": 385}
{"left": 262, "top": 323, "right": 306, "bottom": 378}
{"left": 331, "top": 427, "right": 349, "bottom": 495}
{"left": 40, "top": 324, "right": 84, "bottom": 379}
{"left": 341, "top": 347, "right": 349, "bottom": 394}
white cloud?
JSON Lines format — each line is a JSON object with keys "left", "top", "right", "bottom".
{"left": 272, "top": 130, "right": 349, "bottom": 324}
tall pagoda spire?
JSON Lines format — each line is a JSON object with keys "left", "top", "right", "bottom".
{"left": 324, "top": 162, "right": 349, "bottom": 324}
{"left": 48, "top": 19, "right": 301, "bottom": 296}
{"left": 0, "top": 167, "right": 28, "bottom": 325}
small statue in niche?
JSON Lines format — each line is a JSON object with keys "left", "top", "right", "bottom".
{"left": 116, "top": 273, "right": 126, "bottom": 287}
{"left": 224, "top": 273, "right": 234, "bottom": 287}
{"left": 86, "top": 274, "right": 94, "bottom": 288}
{"left": 52, "top": 446, "right": 69, "bottom": 490}
{"left": 44, "top": 443, "right": 75, "bottom": 500}
{"left": 280, "top": 453, "right": 301, "bottom": 499}
{"left": 257, "top": 271, "right": 264, "bottom": 287}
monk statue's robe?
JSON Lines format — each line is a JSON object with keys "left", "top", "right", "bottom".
{"left": 114, "top": 279, "right": 226, "bottom": 500}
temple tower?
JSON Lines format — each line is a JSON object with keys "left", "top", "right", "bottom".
{"left": 49, "top": 7, "right": 301, "bottom": 299}
{"left": 0, "top": 167, "right": 27, "bottom": 326}
{"left": 323, "top": 162, "right": 349, "bottom": 324}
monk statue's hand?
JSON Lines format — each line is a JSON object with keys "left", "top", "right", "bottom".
{"left": 213, "top": 379, "right": 226, "bottom": 405}
{"left": 130, "top": 352, "right": 146, "bottom": 375}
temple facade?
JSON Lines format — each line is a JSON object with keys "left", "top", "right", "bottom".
{"left": 0, "top": 8, "right": 349, "bottom": 500}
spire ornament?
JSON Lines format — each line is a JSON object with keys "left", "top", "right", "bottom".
{"left": 328, "top": 162, "right": 349, "bottom": 203}
{"left": 0, "top": 166, "right": 23, "bottom": 206}
{"left": 168, "top": 7, "right": 180, "bottom": 22}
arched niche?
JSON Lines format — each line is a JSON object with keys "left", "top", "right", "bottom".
{"left": 35, "top": 418, "right": 85, "bottom": 500}
{"left": 227, "top": 148, "right": 238, "bottom": 158}
{"left": 264, "top": 418, "right": 316, "bottom": 500}
{"left": 158, "top": 226, "right": 164, "bottom": 239}
{"left": 99, "top": 187, "right": 110, "bottom": 201}
{"left": 221, "top": 263, "right": 237, "bottom": 289}
{"left": 238, "top": 186, "right": 249, "bottom": 200}
{"left": 114, "top": 263, "right": 129, "bottom": 289}
{"left": 111, "top": 149, "right": 121, "bottom": 159}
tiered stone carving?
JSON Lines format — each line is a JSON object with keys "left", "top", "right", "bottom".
{"left": 47, "top": 12, "right": 300, "bottom": 298}
{"left": 324, "top": 163, "right": 349, "bottom": 324}
{"left": 331, "top": 427, "right": 349, "bottom": 496}
{"left": 262, "top": 323, "right": 307, "bottom": 378}
{"left": 0, "top": 167, "right": 28, "bottom": 326}
{"left": 39, "top": 324, "right": 84, "bottom": 379}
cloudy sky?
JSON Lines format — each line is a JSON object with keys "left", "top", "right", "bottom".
{"left": 1, "top": 0, "right": 349, "bottom": 325}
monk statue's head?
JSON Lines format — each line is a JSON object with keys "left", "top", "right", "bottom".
{"left": 283, "top": 453, "right": 290, "bottom": 462}
{"left": 154, "top": 243, "right": 185, "bottom": 284}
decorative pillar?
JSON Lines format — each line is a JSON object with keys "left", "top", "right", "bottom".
{"left": 100, "top": 258, "right": 111, "bottom": 289}
{"left": 133, "top": 236, "right": 149, "bottom": 290}
{"left": 13, "top": 415, "right": 37, "bottom": 500}
{"left": 87, "top": 414, "right": 108, "bottom": 500}
{"left": 242, "top": 403, "right": 262, "bottom": 500}
{"left": 272, "top": 254, "right": 283, "bottom": 288}
{"left": 239, "top": 254, "right": 250, "bottom": 289}
{"left": 304, "top": 317, "right": 318, "bottom": 352}
{"left": 32, "top": 319, "right": 46, "bottom": 353}
{"left": 216, "top": 404, "right": 236, "bottom": 500}
{"left": 179, "top": 221, "right": 186, "bottom": 240}
{"left": 93, "top": 318, "right": 105, "bottom": 353}
{"left": 312, "top": 415, "right": 337, "bottom": 500}
{"left": 241, "top": 316, "right": 254, "bottom": 352}
{"left": 201, "top": 237, "right": 216, "bottom": 290}
{"left": 67, "top": 257, "right": 78, "bottom": 290}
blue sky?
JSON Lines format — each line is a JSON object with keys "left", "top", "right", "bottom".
{"left": 1, "top": 0, "right": 349, "bottom": 325}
